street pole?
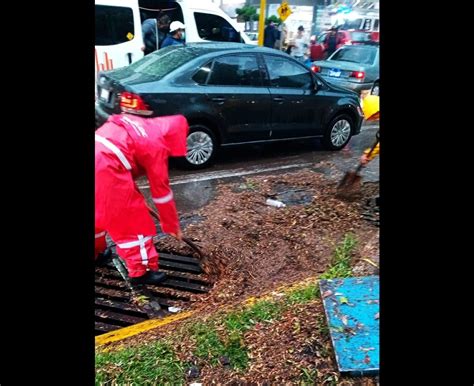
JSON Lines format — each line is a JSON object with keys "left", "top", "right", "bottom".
{"left": 258, "top": 0, "right": 266, "bottom": 46}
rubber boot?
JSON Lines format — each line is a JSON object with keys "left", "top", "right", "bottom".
{"left": 95, "top": 247, "right": 113, "bottom": 266}
{"left": 130, "top": 270, "right": 167, "bottom": 286}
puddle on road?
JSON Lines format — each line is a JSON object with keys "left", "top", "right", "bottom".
{"left": 276, "top": 189, "right": 313, "bottom": 206}
{"left": 270, "top": 183, "right": 314, "bottom": 206}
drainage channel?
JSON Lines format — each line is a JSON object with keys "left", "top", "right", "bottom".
{"left": 362, "top": 196, "right": 379, "bottom": 227}
{"left": 95, "top": 252, "right": 212, "bottom": 336}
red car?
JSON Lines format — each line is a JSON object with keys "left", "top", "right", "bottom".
{"left": 334, "top": 30, "right": 376, "bottom": 45}
{"left": 311, "top": 29, "right": 377, "bottom": 61}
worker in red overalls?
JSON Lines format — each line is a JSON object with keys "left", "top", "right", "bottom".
{"left": 95, "top": 114, "right": 189, "bottom": 285}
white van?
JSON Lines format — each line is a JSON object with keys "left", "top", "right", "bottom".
{"left": 95, "top": 0, "right": 251, "bottom": 85}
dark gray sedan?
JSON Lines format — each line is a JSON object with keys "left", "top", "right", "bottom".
{"left": 96, "top": 43, "right": 364, "bottom": 169}
{"left": 312, "top": 45, "right": 379, "bottom": 94}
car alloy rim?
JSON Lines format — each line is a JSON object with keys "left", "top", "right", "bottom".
{"left": 186, "top": 131, "right": 214, "bottom": 165}
{"left": 330, "top": 119, "right": 351, "bottom": 147}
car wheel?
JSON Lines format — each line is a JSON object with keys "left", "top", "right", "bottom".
{"left": 371, "top": 82, "right": 379, "bottom": 96}
{"left": 322, "top": 114, "right": 353, "bottom": 150}
{"left": 179, "top": 125, "right": 217, "bottom": 169}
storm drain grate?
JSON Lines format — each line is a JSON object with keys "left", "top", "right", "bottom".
{"left": 362, "top": 197, "right": 379, "bottom": 227}
{"left": 95, "top": 252, "right": 212, "bottom": 336}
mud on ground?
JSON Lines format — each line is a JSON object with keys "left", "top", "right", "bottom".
{"left": 156, "top": 168, "right": 379, "bottom": 313}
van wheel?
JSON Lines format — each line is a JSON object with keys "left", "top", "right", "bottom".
{"left": 177, "top": 125, "right": 217, "bottom": 170}
{"left": 322, "top": 114, "right": 353, "bottom": 150}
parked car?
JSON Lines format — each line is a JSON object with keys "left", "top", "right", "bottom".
{"left": 312, "top": 29, "right": 376, "bottom": 61}
{"left": 96, "top": 43, "right": 364, "bottom": 169}
{"left": 312, "top": 44, "right": 379, "bottom": 94}
{"left": 317, "top": 29, "right": 375, "bottom": 49}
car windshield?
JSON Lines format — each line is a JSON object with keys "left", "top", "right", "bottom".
{"left": 126, "top": 46, "right": 201, "bottom": 78}
{"left": 329, "top": 47, "right": 376, "bottom": 65}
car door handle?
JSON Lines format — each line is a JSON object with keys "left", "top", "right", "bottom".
{"left": 273, "top": 97, "right": 284, "bottom": 103}
{"left": 211, "top": 97, "right": 226, "bottom": 104}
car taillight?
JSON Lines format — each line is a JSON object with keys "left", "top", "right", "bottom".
{"left": 350, "top": 71, "right": 365, "bottom": 79}
{"left": 311, "top": 65, "right": 321, "bottom": 73}
{"left": 119, "top": 92, "right": 153, "bottom": 116}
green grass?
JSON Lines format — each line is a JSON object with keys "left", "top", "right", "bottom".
{"left": 287, "top": 284, "right": 320, "bottom": 305}
{"left": 320, "top": 233, "right": 357, "bottom": 279}
{"left": 300, "top": 367, "right": 319, "bottom": 384}
{"left": 95, "top": 340, "right": 185, "bottom": 385}
{"left": 223, "top": 331, "right": 249, "bottom": 369}
{"left": 190, "top": 322, "right": 227, "bottom": 365}
{"left": 225, "top": 299, "right": 284, "bottom": 333}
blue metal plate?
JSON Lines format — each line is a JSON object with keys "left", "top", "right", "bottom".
{"left": 320, "top": 276, "right": 379, "bottom": 376}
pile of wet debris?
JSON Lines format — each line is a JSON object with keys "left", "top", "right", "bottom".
{"left": 156, "top": 169, "right": 379, "bottom": 312}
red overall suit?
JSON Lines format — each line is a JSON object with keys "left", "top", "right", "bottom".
{"left": 95, "top": 114, "right": 188, "bottom": 278}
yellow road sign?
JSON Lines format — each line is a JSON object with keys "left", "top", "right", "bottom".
{"left": 277, "top": 1, "right": 292, "bottom": 22}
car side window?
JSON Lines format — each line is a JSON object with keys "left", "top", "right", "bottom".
{"left": 194, "top": 12, "right": 242, "bottom": 43}
{"left": 207, "top": 55, "right": 261, "bottom": 86}
{"left": 192, "top": 62, "right": 212, "bottom": 84}
{"left": 264, "top": 56, "right": 312, "bottom": 89}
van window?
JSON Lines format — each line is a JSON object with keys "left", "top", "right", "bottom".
{"left": 138, "top": 1, "right": 184, "bottom": 25}
{"left": 96, "top": 5, "right": 135, "bottom": 46}
{"left": 374, "top": 19, "right": 379, "bottom": 31}
{"left": 194, "top": 12, "right": 242, "bottom": 43}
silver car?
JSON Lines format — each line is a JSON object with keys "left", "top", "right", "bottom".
{"left": 313, "top": 44, "right": 379, "bottom": 93}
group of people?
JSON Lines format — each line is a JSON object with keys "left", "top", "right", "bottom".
{"left": 263, "top": 22, "right": 344, "bottom": 64}
{"left": 304, "top": 26, "right": 343, "bottom": 63}
{"left": 142, "top": 14, "right": 186, "bottom": 55}
{"left": 263, "top": 22, "right": 308, "bottom": 62}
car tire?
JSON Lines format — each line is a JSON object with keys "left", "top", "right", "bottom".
{"left": 371, "top": 82, "right": 379, "bottom": 96}
{"left": 322, "top": 114, "right": 354, "bottom": 150}
{"left": 177, "top": 124, "right": 217, "bottom": 170}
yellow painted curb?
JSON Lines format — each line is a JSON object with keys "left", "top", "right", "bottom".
{"left": 95, "top": 276, "right": 320, "bottom": 347}
{"left": 95, "top": 311, "right": 194, "bottom": 346}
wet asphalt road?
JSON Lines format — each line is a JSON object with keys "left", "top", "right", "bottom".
{"left": 138, "top": 123, "right": 379, "bottom": 214}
